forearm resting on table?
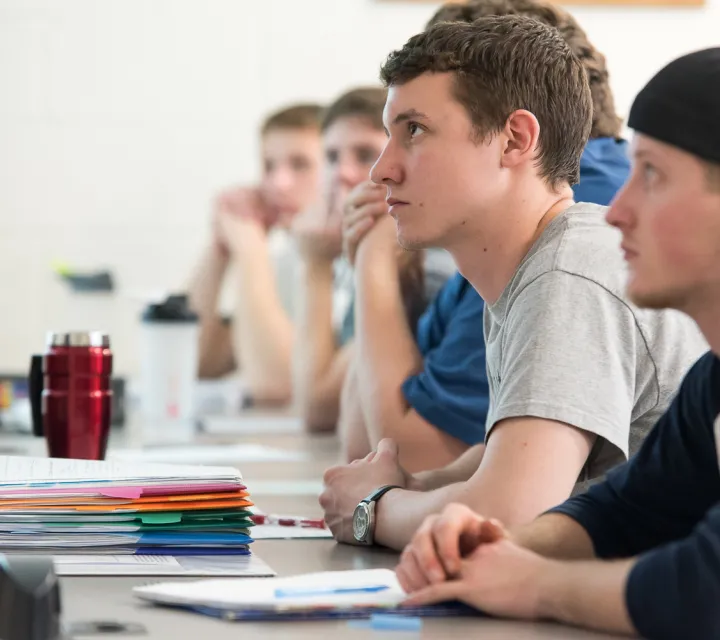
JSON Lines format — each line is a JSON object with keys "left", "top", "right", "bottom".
{"left": 391, "top": 422, "right": 468, "bottom": 475}
{"left": 513, "top": 513, "right": 597, "bottom": 560}
{"left": 188, "top": 244, "right": 228, "bottom": 316}
{"left": 375, "top": 483, "right": 468, "bottom": 551}
{"left": 293, "top": 259, "right": 345, "bottom": 432}
{"left": 197, "top": 319, "right": 235, "bottom": 379}
{"left": 376, "top": 419, "right": 596, "bottom": 550}
{"left": 338, "top": 360, "right": 373, "bottom": 461}
{"left": 414, "top": 444, "right": 486, "bottom": 491}
{"left": 231, "top": 239, "right": 294, "bottom": 403}
{"left": 538, "top": 558, "right": 636, "bottom": 636}
{"left": 188, "top": 246, "right": 234, "bottom": 378}
{"left": 354, "top": 251, "right": 424, "bottom": 444}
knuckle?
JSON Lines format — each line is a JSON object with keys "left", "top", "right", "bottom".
{"left": 446, "top": 503, "right": 468, "bottom": 517}
{"left": 435, "top": 517, "right": 454, "bottom": 533}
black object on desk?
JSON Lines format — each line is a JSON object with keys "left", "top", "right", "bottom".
{"left": 67, "top": 621, "right": 147, "bottom": 636}
{"left": 0, "top": 555, "right": 62, "bottom": 640}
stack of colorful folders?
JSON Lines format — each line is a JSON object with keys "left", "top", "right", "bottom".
{"left": 0, "top": 455, "right": 254, "bottom": 555}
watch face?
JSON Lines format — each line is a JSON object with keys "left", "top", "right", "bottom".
{"left": 353, "top": 503, "right": 370, "bottom": 542}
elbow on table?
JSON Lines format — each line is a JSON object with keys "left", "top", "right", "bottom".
{"left": 393, "top": 428, "right": 470, "bottom": 475}
{"left": 298, "top": 395, "right": 338, "bottom": 434}
{"left": 197, "top": 354, "right": 235, "bottom": 380}
{"left": 245, "top": 376, "right": 293, "bottom": 407}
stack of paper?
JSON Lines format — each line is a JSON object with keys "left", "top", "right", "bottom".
{"left": 0, "top": 456, "right": 255, "bottom": 555}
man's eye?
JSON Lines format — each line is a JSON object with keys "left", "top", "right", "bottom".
{"left": 642, "top": 162, "right": 659, "bottom": 186}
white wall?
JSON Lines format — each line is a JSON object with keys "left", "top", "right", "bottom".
{"left": 1, "top": 0, "right": 718, "bottom": 376}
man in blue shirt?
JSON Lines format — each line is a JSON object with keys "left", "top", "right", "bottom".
{"left": 337, "top": 0, "right": 630, "bottom": 473}
{"left": 396, "top": 48, "right": 720, "bottom": 640}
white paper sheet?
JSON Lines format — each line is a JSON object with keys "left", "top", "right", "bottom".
{"left": 110, "top": 444, "right": 307, "bottom": 465}
{"left": 0, "top": 455, "right": 243, "bottom": 487}
{"left": 200, "top": 415, "right": 302, "bottom": 436}
{"left": 134, "top": 568, "right": 404, "bottom": 610}
{"left": 248, "top": 480, "right": 323, "bottom": 496}
{"left": 55, "top": 553, "right": 276, "bottom": 577}
{"left": 250, "top": 525, "right": 332, "bottom": 540}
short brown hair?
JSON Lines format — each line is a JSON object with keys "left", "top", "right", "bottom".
{"left": 261, "top": 103, "right": 324, "bottom": 136}
{"left": 428, "top": 0, "right": 622, "bottom": 139}
{"left": 321, "top": 87, "right": 388, "bottom": 133}
{"left": 381, "top": 16, "right": 592, "bottom": 187}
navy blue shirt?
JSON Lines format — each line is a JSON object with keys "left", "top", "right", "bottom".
{"left": 401, "top": 141, "right": 630, "bottom": 445}
{"left": 551, "top": 352, "right": 720, "bottom": 640}
{"left": 575, "top": 137, "right": 630, "bottom": 206}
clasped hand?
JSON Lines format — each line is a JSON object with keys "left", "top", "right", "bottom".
{"left": 397, "top": 503, "right": 552, "bottom": 621}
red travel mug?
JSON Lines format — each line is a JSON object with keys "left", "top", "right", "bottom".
{"left": 29, "top": 332, "right": 113, "bottom": 460}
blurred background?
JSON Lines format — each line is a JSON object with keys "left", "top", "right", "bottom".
{"left": 1, "top": 0, "right": 718, "bottom": 378}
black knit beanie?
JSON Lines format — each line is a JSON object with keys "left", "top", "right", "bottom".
{"left": 628, "top": 48, "right": 720, "bottom": 163}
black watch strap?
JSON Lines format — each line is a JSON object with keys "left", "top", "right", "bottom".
{"left": 361, "top": 485, "right": 402, "bottom": 505}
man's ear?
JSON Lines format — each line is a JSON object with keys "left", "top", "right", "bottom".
{"left": 500, "top": 109, "right": 540, "bottom": 171}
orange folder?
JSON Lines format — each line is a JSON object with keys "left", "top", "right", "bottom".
{"left": 0, "top": 497, "right": 254, "bottom": 513}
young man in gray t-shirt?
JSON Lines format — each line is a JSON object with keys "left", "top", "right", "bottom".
{"left": 483, "top": 202, "right": 704, "bottom": 489}
{"left": 319, "top": 17, "right": 706, "bottom": 550}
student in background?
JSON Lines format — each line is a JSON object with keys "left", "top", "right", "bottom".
{"left": 396, "top": 48, "right": 720, "bottom": 640}
{"left": 293, "top": 88, "right": 454, "bottom": 433}
{"left": 319, "top": 17, "right": 706, "bottom": 551}
{"left": 335, "top": 0, "right": 633, "bottom": 473}
{"left": 188, "top": 104, "right": 323, "bottom": 404}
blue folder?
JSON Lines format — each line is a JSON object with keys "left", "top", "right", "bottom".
{"left": 157, "top": 601, "right": 482, "bottom": 621}
{"left": 133, "top": 532, "right": 253, "bottom": 546}
{"left": 133, "top": 547, "right": 251, "bottom": 556}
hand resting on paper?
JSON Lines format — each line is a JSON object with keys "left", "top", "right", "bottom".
{"left": 320, "top": 439, "right": 416, "bottom": 545}
{"left": 397, "top": 503, "right": 553, "bottom": 621}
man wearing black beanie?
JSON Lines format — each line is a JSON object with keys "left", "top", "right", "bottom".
{"left": 396, "top": 48, "right": 720, "bottom": 639}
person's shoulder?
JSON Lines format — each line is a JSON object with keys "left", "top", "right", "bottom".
{"left": 554, "top": 202, "right": 620, "bottom": 250}
{"left": 549, "top": 203, "right": 628, "bottom": 290}
{"left": 514, "top": 203, "right": 623, "bottom": 292}
{"left": 682, "top": 351, "right": 720, "bottom": 399}
{"left": 435, "top": 271, "right": 467, "bottom": 300}
{"left": 433, "top": 272, "right": 482, "bottom": 314}
{"left": 666, "top": 351, "right": 720, "bottom": 433}
{"left": 581, "top": 137, "right": 631, "bottom": 167}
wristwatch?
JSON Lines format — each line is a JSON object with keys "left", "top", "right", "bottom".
{"left": 352, "top": 485, "right": 402, "bottom": 545}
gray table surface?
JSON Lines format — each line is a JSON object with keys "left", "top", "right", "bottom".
{"left": 1, "top": 422, "right": 622, "bottom": 639}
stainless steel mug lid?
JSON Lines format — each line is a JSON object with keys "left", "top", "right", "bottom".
{"left": 46, "top": 331, "right": 111, "bottom": 348}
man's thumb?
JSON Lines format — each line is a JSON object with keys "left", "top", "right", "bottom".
{"left": 376, "top": 438, "right": 399, "bottom": 459}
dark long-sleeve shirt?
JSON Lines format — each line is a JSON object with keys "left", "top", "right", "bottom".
{"left": 550, "top": 351, "right": 720, "bottom": 640}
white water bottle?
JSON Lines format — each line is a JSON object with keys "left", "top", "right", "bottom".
{"left": 139, "top": 294, "right": 199, "bottom": 444}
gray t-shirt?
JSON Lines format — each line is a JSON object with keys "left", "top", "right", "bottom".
{"left": 483, "top": 203, "right": 707, "bottom": 484}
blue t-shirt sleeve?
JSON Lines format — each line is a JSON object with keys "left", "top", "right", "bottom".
{"left": 402, "top": 277, "right": 489, "bottom": 446}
